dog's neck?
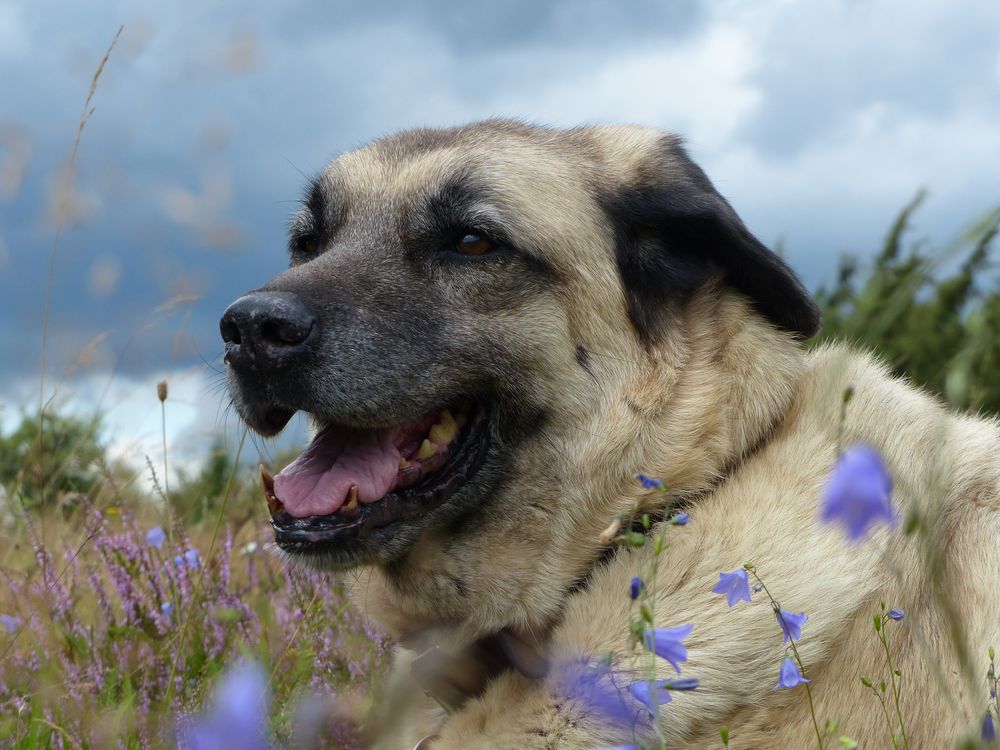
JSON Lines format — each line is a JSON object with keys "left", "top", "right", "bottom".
{"left": 624, "top": 284, "right": 808, "bottom": 500}
{"left": 357, "top": 285, "right": 808, "bottom": 647}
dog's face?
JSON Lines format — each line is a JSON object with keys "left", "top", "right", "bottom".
{"left": 221, "top": 121, "right": 819, "bottom": 626}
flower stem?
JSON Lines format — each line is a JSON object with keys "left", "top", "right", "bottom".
{"left": 878, "top": 619, "right": 910, "bottom": 750}
{"left": 870, "top": 685, "right": 898, "bottom": 747}
{"left": 749, "top": 569, "right": 825, "bottom": 750}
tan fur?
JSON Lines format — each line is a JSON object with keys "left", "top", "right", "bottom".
{"left": 304, "top": 122, "right": 1000, "bottom": 748}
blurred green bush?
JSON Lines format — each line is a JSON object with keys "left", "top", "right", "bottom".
{"left": 814, "top": 192, "right": 1000, "bottom": 415}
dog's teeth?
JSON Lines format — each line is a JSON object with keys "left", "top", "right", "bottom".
{"left": 430, "top": 409, "right": 459, "bottom": 445}
{"left": 430, "top": 423, "right": 457, "bottom": 445}
{"left": 416, "top": 438, "right": 437, "bottom": 459}
{"left": 260, "top": 464, "right": 274, "bottom": 492}
{"left": 344, "top": 485, "right": 359, "bottom": 510}
{"left": 260, "top": 464, "right": 282, "bottom": 515}
{"left": 399, "top": 458, "right": 411, "bottom": 469}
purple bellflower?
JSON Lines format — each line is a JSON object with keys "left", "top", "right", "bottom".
{"left": 636, "top": 474, "right": 664, "bottom": 491}
{"left": 712, "top": 569, "right": 752, "bottom": 607}
{"left": 776, "top": 609, "right": 808, "bottom": 643}
{"left": 628, "top": 679, "right": 672, "bottom": 711}
{"left": 822, "top": 445, "right": 895, "bottom": 542}
{"left": 629, "top": 577, "right": 644, "bottom": 600}
{"left": 553, "top": 658, "right": 635, "bottom": 729}
{"left": 178, "top": 661, "right": 271, "bottom": 750}
{"left": 145, "top": 525, "right": 166, "bottom": 549}
{"left": 774, "top": 657, "right": 810, "bottom": 689}
{"left": 983, "top": 712, "right": 996, "bottom": 743}
{"left": 888, "top": 609, "right": 904, "bottom": 621}
{"left": 0, "top": 614, "right": 21, "bottom": 632}
{"left": 644, "top": 624, "right": 694, "bottom": 673}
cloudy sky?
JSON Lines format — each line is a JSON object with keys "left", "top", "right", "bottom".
{"left": 1, "top": 0, "right": 999, "bottom": 480}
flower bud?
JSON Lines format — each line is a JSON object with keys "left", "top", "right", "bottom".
{"left": 157, "top": 380, "right": 168, "bottom": 402}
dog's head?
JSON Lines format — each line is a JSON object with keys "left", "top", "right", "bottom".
{"left": 222, "top": 121, "right": 818, "bottom": 633}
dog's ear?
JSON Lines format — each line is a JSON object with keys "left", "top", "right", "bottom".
{"left": 602, "top": 135, "right": 821, "bottom": 343}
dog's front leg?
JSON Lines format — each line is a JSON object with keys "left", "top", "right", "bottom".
{"left": 368, "top": 647, "right": 449, "bottom": 750}
{"left": 426, "top": 669, "right": 637, "bottom": 750}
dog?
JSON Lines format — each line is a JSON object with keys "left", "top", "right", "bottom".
{"left": 221, "top": 120, "right": 1000, "bottom": 748}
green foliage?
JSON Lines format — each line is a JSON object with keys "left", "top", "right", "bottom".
{"left": 168, "top": 438, "right": 233, "bottom": 524}
{"left": 814, "top": 192, "right": 1000, "bottom": 415}
{"left": 168, "top": 440, "right": 300, "bottom": 525}
{"left": 0, "top": 409, "right": 107, "bottom": 511}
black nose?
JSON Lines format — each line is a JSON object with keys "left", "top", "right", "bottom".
{"left": 220, "top": 291, "right": 316, "bottom": 371}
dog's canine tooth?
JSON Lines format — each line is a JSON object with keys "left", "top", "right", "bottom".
{"left": 344, "top": 485, "right": 359, "bottom": 510}
{"left": 416, "top": 438, "right": 437, "bottom": 459}
{"left": 259, "top": 464, "right": 282, "bottom": 515}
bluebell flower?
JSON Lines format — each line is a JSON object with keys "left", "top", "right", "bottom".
{"left": 670, "top": 513, "right": 690, "bottom": 526}
{"left": 776, "top": 610, "right": 808, "bottom": 643}
{"left": 635, "top": 474, "right": 664, "bottom": 491}
{"left": 983, "top": 711, "right": 996, "bottom": 743}
{"left": 161, "top": 602, "right": 174, "bottom": 617}
{"left": 822, "top": 445, "right": 896, "bottom": 542}
{"left": 553, "top": 658, "right": 635, "bottom": 729}
{"left": 629, "top": 577, "right": 644, "bottom": 600}
{"left": 888, "top": 609, "right": 904, "bottom": 621}
{"left": 145, "top": 525, "right": 166, "bottom": 549}
{"left": 644, "top": 624, "right": 694, "bottom": 673}
{"left": 628, "top": 679, "right": 672, "bottom": 711}
{"left": 774, "top": 657, "right": 810, "bottom": 689}
{"left": 177, "top": 661, "right": 271, "bottom": 750}
{"left": 0, "top": 614, "right": 21, "bottom": 632}
{"left": 712, "top": 570, "right": 752, "bottom": 607}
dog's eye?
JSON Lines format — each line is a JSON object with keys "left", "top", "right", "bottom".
{"left": 455, "top": 233, "right": 492, "bottom": 257}
{"left": 295, "top": 236, "right": 320, "bottom": 257}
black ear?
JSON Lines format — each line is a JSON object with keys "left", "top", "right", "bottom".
{"left": 601, "top": 137, "right": 821, "bottom": 343}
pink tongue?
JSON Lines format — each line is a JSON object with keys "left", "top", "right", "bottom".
{"left": 274, "top": 425, "right": 403, "bottom": 518}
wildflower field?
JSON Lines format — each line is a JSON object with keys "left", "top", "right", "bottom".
{"left": 0, "top": 471, "right": 389, "bottom": 748}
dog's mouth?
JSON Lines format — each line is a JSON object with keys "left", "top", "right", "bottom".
{"left": 264, "top": 403, "right": 490, "bottom": 557}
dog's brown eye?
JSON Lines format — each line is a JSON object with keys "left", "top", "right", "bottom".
{"left": 456, "top": 233, "right": 492, "bottom": 257}
{"left": 300, "top": 238, "right": 319, "bottom": 255}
